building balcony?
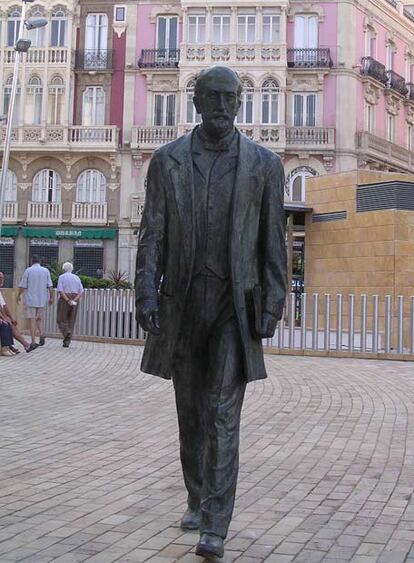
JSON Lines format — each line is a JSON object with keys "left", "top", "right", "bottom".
{"left": 138, "top": 49, "right": 180, "bottom": 69}
{"left": 71, "top": 202, "right": 107, "bottom": 225}
{"left": 131, "top": 126, "right": 178, "bottom": 149}
{"left": 286, "top": 127, "right": 335, "bottom": 151}
{"left": 356, "top": 131, "right": 414, "bottom": 172}
{"left": 27, "top": 202, "right": 62, "bottom": 224}
{"left": 3, "top": 47, "right": 70, "bottom": 65}
{"left": 2, "top": 202, "right": 18, "bottom": 223}
{"left": 74, "top": 49, "right": 113, "bottom": 71}
{"left": 360, "top": 57, "right": 388, "bottom": 85}
{"left": 238, "top": 124, "right": 285, "bottom": 149}
{"left": 386, "top": 70, "right": 408, "bottom": 97}
{"left": 287, "top": 48, "right": 332, "bottom": 69}
{"left": 181, "top": 43, "right": 284, "bottom": 65}
{"left": 0, "top": 126, "right": 119, "bottom": 151}
{"left": 404, "top": 7, "right": 414, "bottom": 24}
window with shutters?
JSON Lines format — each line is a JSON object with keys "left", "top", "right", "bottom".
{"left": 32, "top": 170, "right": 61, "bottom": 203}
{"left": 51, "top": 9, "right": 67, "bottom": 47}
{"left": 0, "top": 170, "right": 17, "bottom": 202}
{"left": 237, "top": 78, "right": 254, "bottom": 124}
{"left": 156, "top": 16, "right": 178, "bottom": 52}
{"left": 185, "top": 80, "right": 201, "bottom": 124}
{"left": 212, "top": 13, "right": 231, "bottom": 43}
{"left": 154, "top": 94, "right": 176, "bottom": 126}
{"left": 293, "top": 93, "right": 316, "bottom": 127}
{"left": 261, "top": 78, "right": 279, "bottom": 124}
{"left": 294, "top": 15, "right": 318, "bottom": 49}
{"left": 237, "top": 11, "right": 255, "bottom": 43}
{"left": 27, "top": 76, "right": 43, "bottom": 125}
{"left": 365, "top": 102, "right": 375, "bottom": 133}
{"left": 262, "top": 11, "right": 280, "bottom": 43}
{"left": 7, "top": 9, "right": 21, "bottom": 47}
{"left": 187, "top": 11, "right": 206, "bottom": 43}
{"left": 76, "top": 170, "right": 106, "bottom": 203}
{"left": 82, "top": 86, "right": 105, "bottom": 126}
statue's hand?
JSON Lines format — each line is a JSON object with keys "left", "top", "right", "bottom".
{"left": 256, "top": 312, "right": 277, "bottom": 339}
{"left": 136, "top": 298, "right": 160, "bottom": 335}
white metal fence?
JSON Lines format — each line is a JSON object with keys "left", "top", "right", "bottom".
{"left": 44, "top": 289, "right": 414, "bottom": 356}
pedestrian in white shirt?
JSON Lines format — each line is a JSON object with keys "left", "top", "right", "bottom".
{"left": 17, "top": 255, "right": 53, "bottom": 349}
{"left": 56, "top": 262, "right": 84, "bottom": 347}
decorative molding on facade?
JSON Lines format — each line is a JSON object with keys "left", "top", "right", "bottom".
{"left": 405, "top": 103, "right": 414, "bottom": 125}
{"left": 63, "top": 155, "right": 73, "bottom": 179}
{"left": 363, "top": 13, "right": 378, "bottom": 34}
{"left": 109, "top": 154, "right": 120, "bottom": 180}
{"left": 19, "top": 183, "right": 31, "bottom": 192}
{"left": 384, "top": 91, "right": 401, "bottom": 115}
{"left": 149, "top": 4, "right": 181, "bottom": 23}
{"left": 363, "top": 82, "right": 381, "bottom": 105}
{"left": 61, "top": 183, "right": 75, "bottom": 191}
{"left": 20, "top": 154, "right": 29, "bottom": 180}
{"left": 322, "top": 155, "right": 335, "bottom": 171}
{"left": 261, "top": 47, "right": 280, "bottom": 62}
{"left": 288, "top": 4, "right": 324, "bottom": 23}
{"left": 287, "top": 75, "right": 323, "bottom": 92}
{"left": 113, "top": 22, "right": 127, "bottom": 38}
{"left": 132, "top": 153, "right": 144, "bottom": 169}
{"left": 148, "top": 75, "right": 179, "bottom": 92}
{"left": 108, "top": 183, "right": 120, "bottom": 191}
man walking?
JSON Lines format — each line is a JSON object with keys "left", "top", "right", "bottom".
{"left": 56, "top": 262, "right": 83, "bottom": 347}
{"left": 136, "top": 66, "right": 287, "bottom": 559}
{"left": 17, "top": 255, "right": 53, "bottom": 349}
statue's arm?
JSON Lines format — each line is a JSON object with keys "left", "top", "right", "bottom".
{"left": 258, "top": 154, "right": 287, "bottom": 336}
{"left": 135, "top": 152, "right": 166, "bottom": 334}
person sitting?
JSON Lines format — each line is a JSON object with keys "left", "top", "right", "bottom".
{"left": 0, "top": 309, "right": 16, "bottom": 356}
{"left": 56, "top": 262, "right": 84, "bottom": 347}
{"left": 0, "top": 271, "right": 35, "bottom": 353}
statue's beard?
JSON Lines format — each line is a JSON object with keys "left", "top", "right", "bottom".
{"left": 202, "top": 115, "right": 234, "bottom": 139}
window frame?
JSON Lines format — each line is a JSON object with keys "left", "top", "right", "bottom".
{"left": 32, "top": 169, "right": 61, "bottom": 203}
{"left": 293, "top": 93, "right": 317, "bottom": 127}
{"left": 76, "top": 169, "right": 107, "bottom": 204}
{"left": 82, "top": 86, "right": 106, "bottom": 126}
{"left": 187, "top": 12, "right": 206, "bottom": 43}
{"left": 261, "top": 78, "right": 280, "bottom": 125}
{"left": 153, "top": 93, "right": 176, "bottom": 127}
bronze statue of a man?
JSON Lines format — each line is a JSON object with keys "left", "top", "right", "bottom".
{"left": 136, "top": 65, "right": 287, "bottom": 559}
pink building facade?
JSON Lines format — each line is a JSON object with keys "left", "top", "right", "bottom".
{"left": 117, "top": 0, "right": 414, "bottom": 280}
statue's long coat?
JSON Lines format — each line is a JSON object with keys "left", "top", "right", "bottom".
{"left": 135, "top": 129, "right": 287, "bottom": 382}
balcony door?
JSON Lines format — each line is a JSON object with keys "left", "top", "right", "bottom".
{"left": 294, "top": 15, "right": 318, "bottom": 65}
{"left": 293, "top": 94, "right": 316, "bottom": 127}
{"left": 82, "top": 87, "right": 105, "bottom": 126}
{"left": 32, "top": 169, "right": 61, "bottom": 203}
{"left": 77, "top": 170, "right": 106, "bottom": 203}
{"left": 156, "top": 16, "right": 178, "bottom": 62}
{"left": 85, "top": 13, "right": 108, "bottom": 69}
{"left": 154, "top": 94, "right": 176, "bottom": 127}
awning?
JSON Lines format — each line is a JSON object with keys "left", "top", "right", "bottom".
{"left": 21, "top": 227, "right": 117, "bottom": 240}
{"left": 0, "top": 226, "right": 19, "bottom": 237}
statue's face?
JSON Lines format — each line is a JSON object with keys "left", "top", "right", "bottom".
{"left": 194, "top": 70, "right": 241, "bottom": 139}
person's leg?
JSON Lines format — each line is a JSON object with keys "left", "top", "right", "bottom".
{"left": 200, "top": 318, "right": 246, "bottom": 540}
{"left": 10, "top": 324, "right": 30, "bottom": 350}
{"left": 57, "top": 298, "right": 69, "bottom": 339}
{"left": 36, "top": 309, "right": 46, "bottom": 345}
{"left": 0, "top": 323, "right": 16, "bottom": 355}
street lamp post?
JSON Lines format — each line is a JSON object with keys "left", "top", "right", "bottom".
{"left": 0, "top": 0, "right": 47, "bottom": 238}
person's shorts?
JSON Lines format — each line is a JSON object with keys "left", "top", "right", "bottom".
{"left": 25, "top": 307, "right": 45, "bottom": 320}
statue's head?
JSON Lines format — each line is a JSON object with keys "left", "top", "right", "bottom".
{"left": 193, "top": 66, "right": 242, "bottom": 139}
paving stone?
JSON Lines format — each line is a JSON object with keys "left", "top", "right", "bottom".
{"left": 1, "top": 342, "right": 414, "bottom": 563}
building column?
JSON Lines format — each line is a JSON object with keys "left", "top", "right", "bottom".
{"left": 14, "top": 233, "right": 28, "bottom": 282}
{"left": 58, "top": 239, "right": 73, "bottom": 264}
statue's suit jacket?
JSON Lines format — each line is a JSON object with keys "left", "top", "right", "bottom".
{"left": 135, "top": 129, "right": 287, "bottom": 382}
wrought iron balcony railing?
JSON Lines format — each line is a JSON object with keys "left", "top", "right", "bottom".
{"left": 385, "top": 0, "right": 397, "bottom": 7}
{"left": 287, "top": 48, "right": 332, "bottom": 68}
{"left": 386, "top": 70, "right": 408, "bottom": 97}
{"left": 75, "top": 49, "right": 114, "bottom": 70}
{"left": 360, "top": 57, "right": 388, "bottom": 85}
{"left": 138, "top": 48, "right": 180, "bottom": 69}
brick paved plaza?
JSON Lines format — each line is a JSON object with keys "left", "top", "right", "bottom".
{"left": 1, "top": 341, "right": 414, "bottom": 563}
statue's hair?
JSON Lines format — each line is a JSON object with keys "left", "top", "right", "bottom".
{"left": 194, "top": 66, "right": 242, "bottom": 98}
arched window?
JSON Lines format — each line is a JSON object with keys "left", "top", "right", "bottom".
{"left": 237, "top": 78, "right": 254, "bottom": 124}
{"left": 261, "top": 78, "right": 279, "bottom": 124}
{"left": 185, "top": 79, "right": 201, "bottom": 124}
{"left": 51, "top": 8, "right": 67, "bottom": 47}
{"left": 7, "top": 9, "right": 21, "bottom": 47}
{"left": 287, "top": 167, "right": 317, "bottom": 202}
{"left": 32, "top": 169, "right": 61, "bottom": 203}
{"left": 48, "top": 75, "right": 64, "bottom": 124}
{"left": 27, "top": 76, "right": 43, "bottom": 125}
{"left": 76, "top": 170, "right": 106, "bottom": 203}
{"left": 0, "top": 170, "right": 17, "bottom": 202}
{"left": 27, "top": 10, "right": 46, "bottom": 47}
{"left": 3, "top": 75, "right": 20, "bottom": 125}
{"left": 82, "top": 86, "right": 105, "bottom": 125}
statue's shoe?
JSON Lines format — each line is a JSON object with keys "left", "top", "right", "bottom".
{"left": 180, "top": 507, "right": 201, "bottom": 530}
{"left": 195, "top": 533, "right": 224, "bottom": 559}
